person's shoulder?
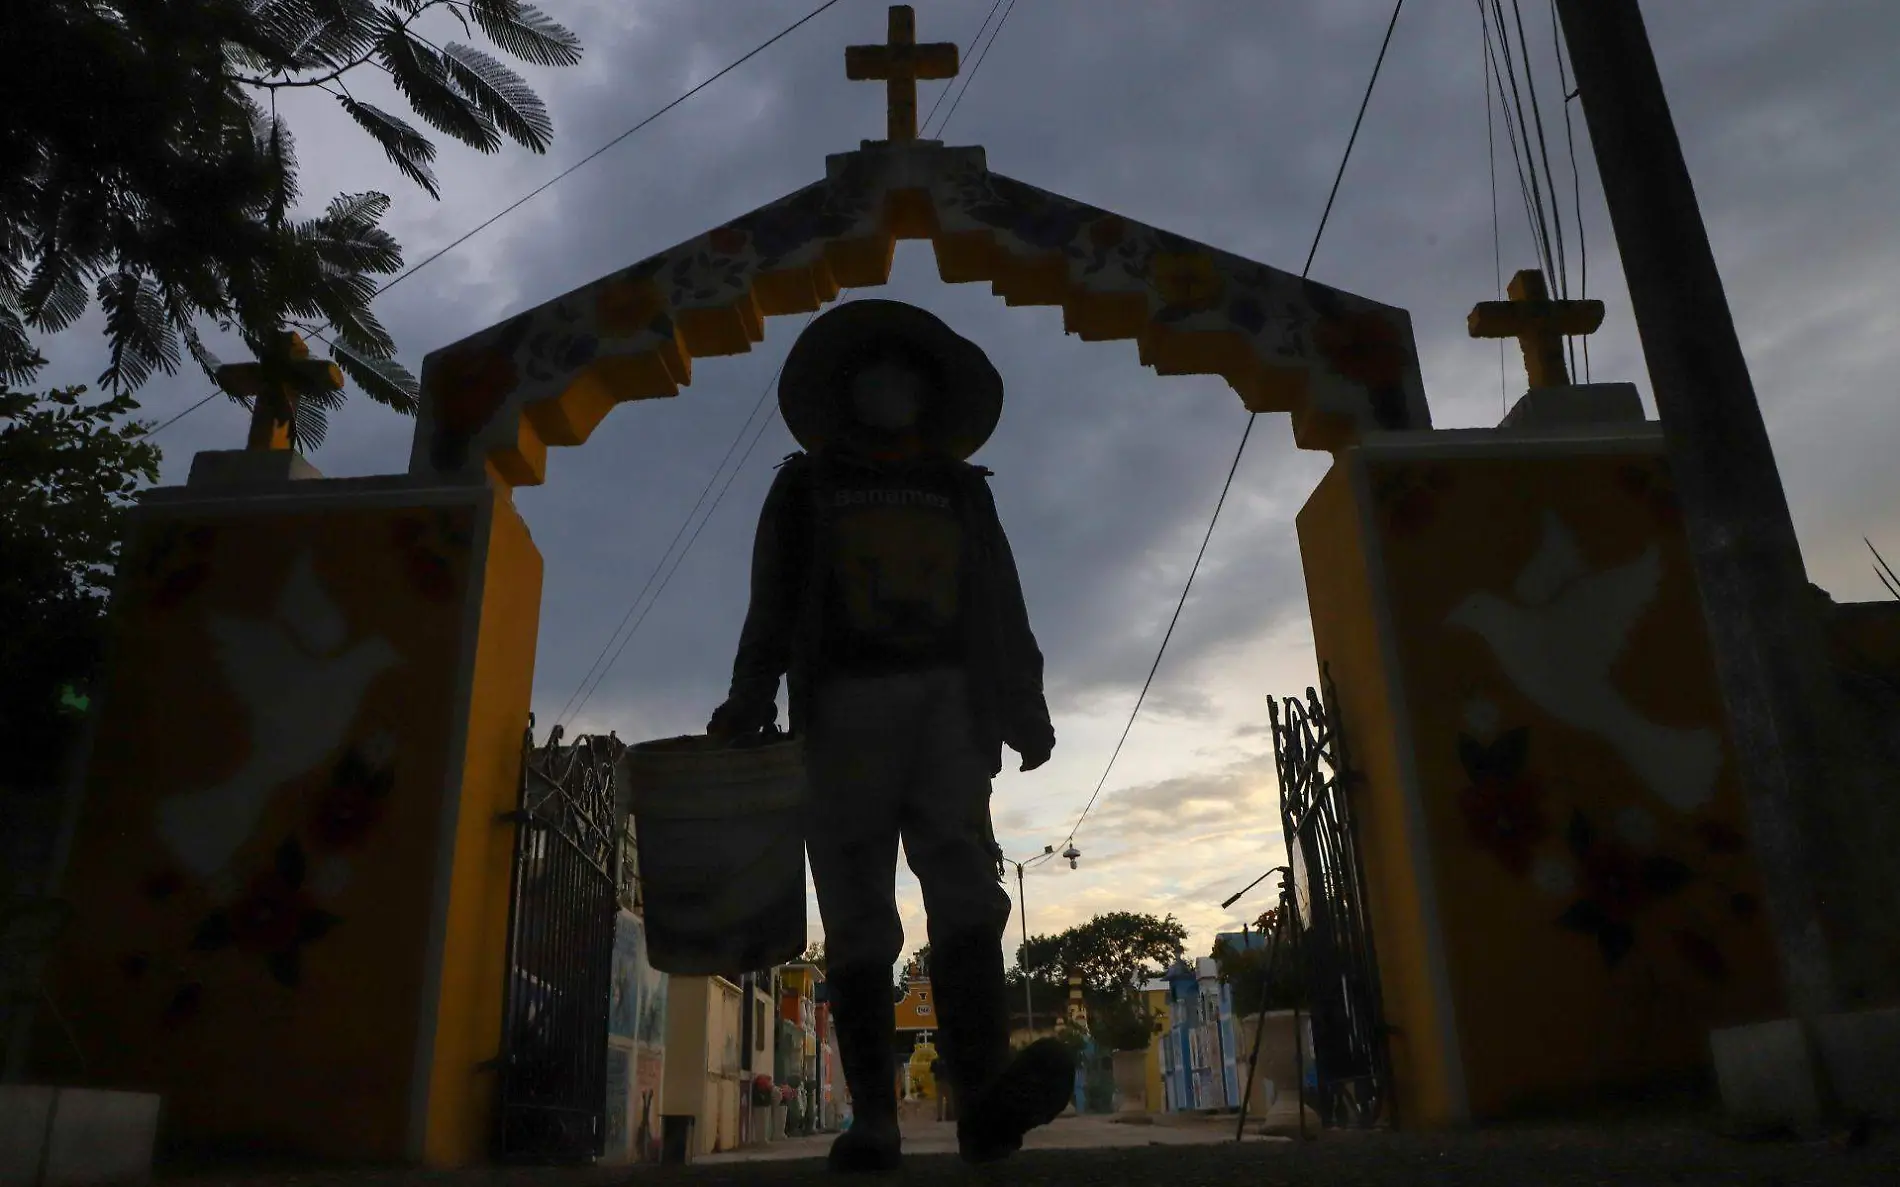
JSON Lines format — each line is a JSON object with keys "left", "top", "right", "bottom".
{"left": 770, "top": 451, "right": 816, "bottom": 488}
{"left": 942, "top": 457, "right": 994, "bottom": 482}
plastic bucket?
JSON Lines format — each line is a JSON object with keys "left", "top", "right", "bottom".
{"left": 621, "top": 732, "right": 807, "bottom": 976}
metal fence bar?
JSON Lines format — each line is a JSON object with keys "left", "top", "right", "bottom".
{"left": 1269, "top": 666, "right": 1394, "bottom": 1130}
{"left": 495, "top": 721, "right": 625, "bottom": 1162}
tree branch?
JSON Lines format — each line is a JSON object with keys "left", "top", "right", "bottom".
{"left": 233, "top": 0, "right": 452, "bottom": 91}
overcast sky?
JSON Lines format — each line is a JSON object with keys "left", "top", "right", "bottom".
{"left": 35, "top": 0, "right": 1900, "bottom": 967}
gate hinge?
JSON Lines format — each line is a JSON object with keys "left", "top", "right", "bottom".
{"left": 475, "top": 1057, "right": 505, "bottom": 1072}
{"left": 495, "top": 809, "right": 532, "bottom": 825}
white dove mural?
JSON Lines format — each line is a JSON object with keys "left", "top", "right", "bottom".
{"left": 156, "top": 551, "right": 401, "bottom": 881}
{"left": 1445, "top": 510, "right": 1724, "bottom": 814}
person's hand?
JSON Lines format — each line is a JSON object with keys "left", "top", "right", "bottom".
{"left": 707, "top": 695, "right": 777, "bottom": 741}
{"left": 1016, "top": 736, "right": 1053, "bottom": 773}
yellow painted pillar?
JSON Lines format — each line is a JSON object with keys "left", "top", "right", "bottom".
{"left": 1142, "top": 986, "right": 1169, "bottom": 1112}
{"left": 1296, "top": 416, "right": 1785, "bottom": 1124}
{"left": 31, "top": 462, "right": 542, "bottom": 1166}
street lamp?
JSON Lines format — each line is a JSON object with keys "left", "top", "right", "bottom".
{"left": 1004, "top": 844, "right": 1056, "bottom": 1033}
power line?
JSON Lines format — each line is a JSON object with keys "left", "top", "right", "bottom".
{"left": 139, "top": 391, "right": 221, "bottom": 439}
{"left": 557, "top": 3, "right": 1023, "bottom": 726}
{"left": 1549, "top": 0, "right": 1591, "bottom": 383}
{"left": 560, "top": 329, "right": 799, "bottom": 729}
{"left": 554, "top": 378, "right": 781, "bottom": 728}
{"left": 1508, "top": 0, "right": 1568, "bottom": 298}
{"left": 933, "top": 0, "right": 1022, "bottom": 137}
{"left": 1481, "top": 1, "right": 1552, "bottom": 286}
{"left": 921, "top": 0, "right": 1008, "bottom": 136}
{"left": 1504, "top": 0, "right": 1573, "bottom": 378}
{"left": 1487, "top": 0, "right": 1557, "bottom": 288}
{"left": 1482, "top": 0, "right": 1507, "bottom": 417}
{"left": 1051, "top": 0, "right": 1407, "bottom": 858}
{"left": 368, "top": 0, "right": 850, "bottom": 311}
{"left": 138, "top": 0, "right": 849, "bottom": 441}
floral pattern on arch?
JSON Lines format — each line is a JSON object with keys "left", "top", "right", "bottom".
{"left": 1452, "top": 712, "right": 1765, "bottom": 981}
{"left": 121, "top": 731, "right": 402, "bottom": 1026}
{"left": 413, "top": 141, "right": 1429, "bottom": 486}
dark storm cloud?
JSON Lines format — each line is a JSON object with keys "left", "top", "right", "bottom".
{"left": 31, "top": 0, "right": 1900, "bottom": 828}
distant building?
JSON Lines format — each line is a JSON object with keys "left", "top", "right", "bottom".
{"left": 892, "top": 957, "right": 937, "bottom": 1092}
{"left": 1140, "top": 979, "right": 1171, "bottom": 1113}
{"left": 660, "top": 974, "right": 745, "bottom": 1155}
{"left": 780, "top": 963, "right": 830, "bottom": 1130}
{"left": 1160, "top": 957, "right": 1235, "bottom": 1111}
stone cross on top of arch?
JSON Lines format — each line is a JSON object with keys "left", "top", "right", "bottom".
{"left": 1468, "top": 268, "right": 1605, "bottom": 390}
{"left": 845, "top": 5, "right": 958, "bottom": 143}
{"left": 214, "top": 330, "right": 343, "bottom": 452}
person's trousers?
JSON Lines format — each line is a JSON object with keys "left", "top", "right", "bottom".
{"left": 804, "top": 668, "right": 1014, "bottom": 1112}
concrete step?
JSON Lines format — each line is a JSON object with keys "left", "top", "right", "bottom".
{"left": 0, "top": 1086, "right": 161, "bottom": 1187}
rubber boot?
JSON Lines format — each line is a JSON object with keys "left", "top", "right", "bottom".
{"left": 825, "top": 965, "right": 902, "bottom": 1174}
{"left": 932, "top": 931, "right": 1074, "bottom": 1163}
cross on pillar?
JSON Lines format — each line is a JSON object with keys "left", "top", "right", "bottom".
{"left": 214, "top": 331, "right": 344, "bottom": 451}
{"left": 844, "top": 5, "right": 958, "bottom": 143}
{"left": 1467, "top": 268, "right": 1605, "bottom": 389}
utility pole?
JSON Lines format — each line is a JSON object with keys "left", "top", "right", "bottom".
{"left": 1553, "top": 0, "right": 1864, "bottom": 1018}
{"left": 1012, "top": 860, "right": 1034, "bottom": 1033}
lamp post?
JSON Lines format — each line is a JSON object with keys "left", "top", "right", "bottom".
{"left": 1004, "top": 844, "right": 1056, "bottom": 1034}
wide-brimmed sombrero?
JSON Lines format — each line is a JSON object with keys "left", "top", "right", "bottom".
{"left": 778, "top": 299, "right": 1002, "bottom": 460}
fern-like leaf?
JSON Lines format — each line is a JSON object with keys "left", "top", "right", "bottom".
{"left": 297, "top": 0, "right": 382, "bottom": 70}
{"left": 260, "top": 109, "right": 301, "bottom": 227}
{"left": 335, "top": 95, "right": 440, "bottom": 197}
{"left": 0, "top": 309, "right": 47, "bottom": 387}
{"left": 21, "top": 252, "right": 90, "bottom": 333}
{"left": 470, "top": 0, "right": 583, "bottom": 68}
{"left": 96, "top": 272, "right": 182, "bottom": 393}
{"left": 374, "top": 13, "right": 501, "bottom": 153}
{"left": 156, "top": 280, "right": 225, "bottom": 381}
{"left": 320, "top": 189, "right": 394, "bottom": 231}
{"left": 440, "top": 42, "right": 552, "bottom": 152}
{"left": 290, "top": 396, "right": 332, "bottom": 453}
{"left": 312, "top": 277, "right": 395, "bottom": 358}
{"left": 330, "top": 337, "right": 420, "bottom": 414}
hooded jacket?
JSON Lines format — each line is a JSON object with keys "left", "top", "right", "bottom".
{"left": 723, "top": 450, "right": 1054, "bottom": 776}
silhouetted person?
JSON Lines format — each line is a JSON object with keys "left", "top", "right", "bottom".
{"left": 709, "top": 300, "right": 1073, "bottom": 1172}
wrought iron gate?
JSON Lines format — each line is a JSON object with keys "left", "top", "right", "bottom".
{"left": 494, "top": 717, "right": 625, "bottom": 1162}
{"left": 1269, "top": 666, "right": 1393, "bottom": 1128}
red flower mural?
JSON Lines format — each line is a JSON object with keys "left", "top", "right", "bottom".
{"left": 1694, "top": 818, "right": 1748, "bottom": 855}
{"left": 1312, "top": 310, "right": 1408, "bottom": 391}
{"left": 1087, "top": 215, "right": 1127, "bottom": 249}
{"left": 429, "top": 346, "right": 519, "bottom": 438}
{"left": 227, "top": 871, "right": 318, "bottom": 953}
{"left": 143, "top": 525, "right": 218, "bottom": 611}
{"left": 1373, "top": 466, "right": 1454, "bottom": 539}
{"left": 1456, "top": 727, "right": 1547, "bottom": 876}
{"left": 1150, "top": 252, "right": 1225, "bottom": 313}
{"left": 1617, "top": 463, "right": 1683, "bottom": 529}
{"left": 162, "top": 982, "right": 204, "bottom": 1030}
{"left": 1555, "top": 808, "right": 1695, "bottom": 966}
{"left": 140, "top": 869, "right": 185, "bottom": 903}
{"left": 309, "top": 746, "right": 396, "bottom": 852}
{"left": 1579, "top": 841, "right": 1650, "bottom": 923}
{"left": 390, "top": 515, "right": 462, "bottom": 603}
{"left": 1673, "top": 929, "right": 1730, "bottom": 982}
{"left": 190, "top": 837, "right": 340, "bottom": 987}
{"left": 405, "top": 549, "right": 456, "bottom": 603}
{"left": 708, "top": 225, "right": 749, "bottom": 256}
{"left": 594, "top": 276, "right": 666, "bottom": 339}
